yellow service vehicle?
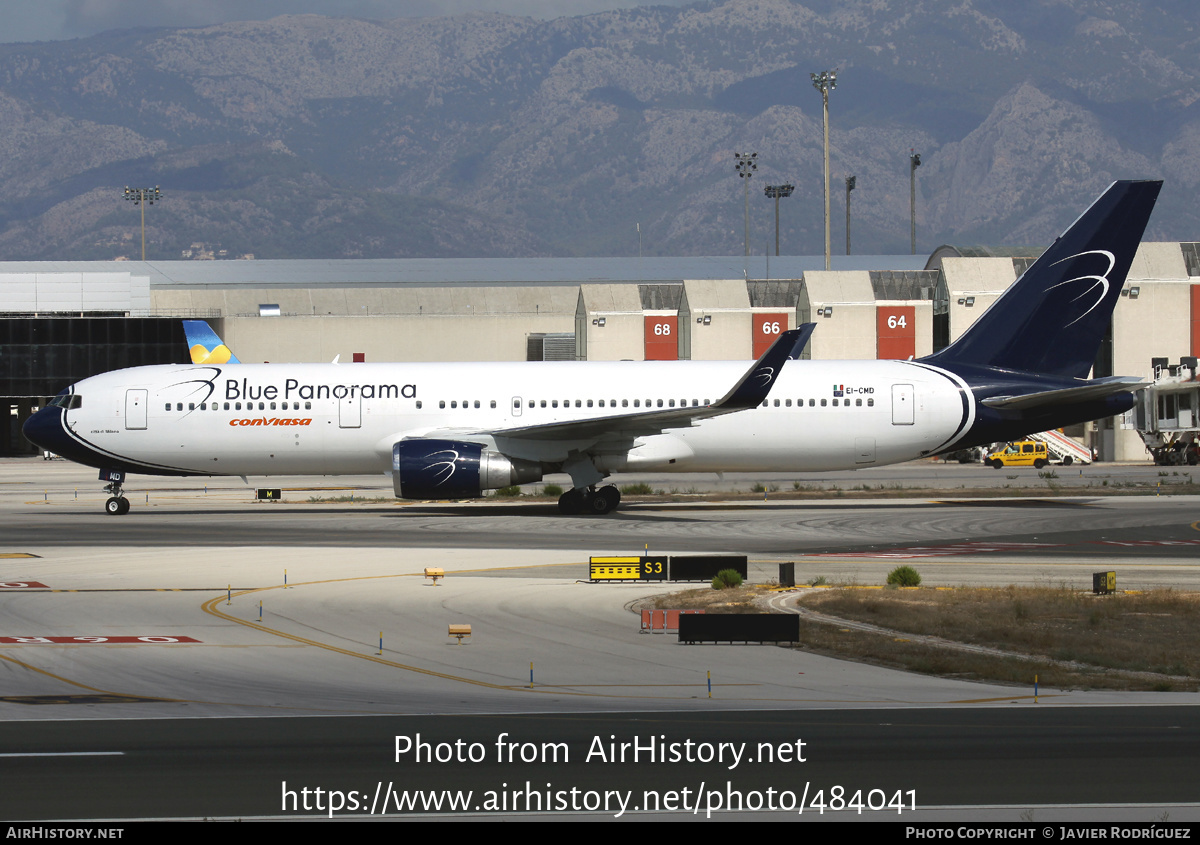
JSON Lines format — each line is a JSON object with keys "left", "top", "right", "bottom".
{"left": 986, "top": 440, "right": 1049, "bottom": 469}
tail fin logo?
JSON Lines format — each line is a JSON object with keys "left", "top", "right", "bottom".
{"left": 190, "top": 343, "right": 236, "bottom": 365}
{"left": 1046, "top": 249, "right": 1116, "bottom": 327}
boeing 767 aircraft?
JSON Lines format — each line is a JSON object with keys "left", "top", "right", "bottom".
{"left": 24, "top": 180, "right": 1161, "bottom": 516}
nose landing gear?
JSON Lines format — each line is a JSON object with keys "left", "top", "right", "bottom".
{"left": 100, "top": 470, "right": 130, "bottom": 516}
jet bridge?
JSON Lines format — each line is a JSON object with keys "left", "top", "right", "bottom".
{"left": 1133, "top": 356, "right": 1200, "bottom": 465}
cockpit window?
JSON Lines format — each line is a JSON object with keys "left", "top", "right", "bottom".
{"left": 48, "top": 394, "right": 82, "bottom": 409}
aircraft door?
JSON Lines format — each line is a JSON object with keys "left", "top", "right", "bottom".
{"left": 892, "top": 384, "right": 914, "bottom": 425}
{"left": 125, "top": 389, "right": 147, "bottom": 430}
{"left": 339, "top": 395, "right": 361, "bottom": 428}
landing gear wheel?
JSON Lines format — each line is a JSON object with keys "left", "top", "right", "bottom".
{"left": 558, "top": 489, "right": 585, "bottom": 515}
{"left": 105, "top": 496, "right": 130, "bottom": 516}
{"left": 586, "top": 485, "right": 621, "bottom": 515}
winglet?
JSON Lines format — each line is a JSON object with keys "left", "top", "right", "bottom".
{"left": 183, "top": 320, "right": 240, "bottom": 365}
{"left": 714, "top": 324, "right": 814, "bottom": 411}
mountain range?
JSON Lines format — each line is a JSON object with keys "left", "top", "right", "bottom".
{"left": 0, "top": 0, "right": 1196, "bottom": 261}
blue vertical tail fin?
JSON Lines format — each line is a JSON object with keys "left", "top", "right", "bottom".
{"left": 923, "top": 180, "right": 1161, "bottom": 379}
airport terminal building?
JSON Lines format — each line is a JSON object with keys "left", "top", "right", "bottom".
{"left": 4, "top": 246, "right": 1200, "bottom": 461}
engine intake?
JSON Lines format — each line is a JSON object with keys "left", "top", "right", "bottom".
{"left": 392, "top": 439, "right": 541, "bottom": 500}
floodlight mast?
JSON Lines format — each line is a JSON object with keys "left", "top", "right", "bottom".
{"left": 123, "top": 186, "right": 162, "bottom": 261}
{"left": 845, "top": 175, "right": 856, "bottom": 255}
{"left": 764, "top": 183, "right": 794, "bottom": 256}
{"left": 909, "top": 150, "right": 921, "bottom": 255}
{"left": 811, "top": 69, "right": 836, "bottom": 270}
{"left": 735, "top": 152, "right": 758, "bottom": 257}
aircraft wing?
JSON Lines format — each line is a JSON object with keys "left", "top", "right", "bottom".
{"left": 980, "top": 376, "right": 1146, "bottom": 411}
{"left": 414, "top": 324, "right": 814, "bottom": 445}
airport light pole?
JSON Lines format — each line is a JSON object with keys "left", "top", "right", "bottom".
{"left": 764, "top": 183, "right": 794, "bottom": 256}
{"left": 909, "top": 150, "right": 921, "bottom": 255}
{"left": 735, "top": 152, "right": 758, "bottom": 257}
{"left": 811, "top": 68, "right": 836, "bottom": 270}
{"left": 845, "top": 175, "right": 856, "bottom": 255}
{"left": 123, "top": 186, "right": 162, "bottom": 261}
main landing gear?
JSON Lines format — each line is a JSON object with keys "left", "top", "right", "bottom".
{"left": 102, "top": 476, "right": 130, "bottom": 516}
{"left": 557, "top": 485, "right": 621, "bottom": 515}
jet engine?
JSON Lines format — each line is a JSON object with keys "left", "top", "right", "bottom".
{"left": 392, "top": 439, "right": 541, "bottom": 499}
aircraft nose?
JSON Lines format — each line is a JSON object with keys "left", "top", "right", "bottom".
{"left": 22, "top": 405, "right": 68, "bottom": 454}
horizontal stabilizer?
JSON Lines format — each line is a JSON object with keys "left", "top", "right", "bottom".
{"left": 981, "top": 376, "right": 1146, "bottom": 411}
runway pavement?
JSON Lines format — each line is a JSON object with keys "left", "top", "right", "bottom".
{"left": 1, "top": 457, "right": 1198, "bottom": 820}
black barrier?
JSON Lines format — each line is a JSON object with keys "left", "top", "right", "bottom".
{"left": 669, "top": 555, "right": 748, "bottom": 582}
{"left": 678, "top": 614, "right": 799, "bottom": 644}
{"left": 778, "top": 561, "right": 795, "bottom": 588}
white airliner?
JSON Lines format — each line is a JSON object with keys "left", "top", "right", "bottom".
{"left": 24, "top": 181, "right": 1162, "bottom": 516}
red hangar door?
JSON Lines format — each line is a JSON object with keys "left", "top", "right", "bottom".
{"left": 753, "top": 313, "right": 790, "bottom": 358}
{"left": 644, "top": 315, "right": 678, "bottom": 360}
{"left": 877, "top": 306, "right": 916, "bottom": 360}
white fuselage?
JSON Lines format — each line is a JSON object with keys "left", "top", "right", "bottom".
{"left": 56, "top": 358, "right": 973, "bottom": 479}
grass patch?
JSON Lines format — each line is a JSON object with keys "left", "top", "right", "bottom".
{"left": 796, "top": 586, "right": 1200, "bottom": 691}
{"left": 645, "top": 585, "right": 766, "bottom": 614}
{"left": 305, "top": 494, "right": 392, "bottom": 503}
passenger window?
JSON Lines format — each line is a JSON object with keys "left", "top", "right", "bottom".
{"left": 164, "top": 403, "right": 171, "bottom": 411}
{"left": 439, "top": 401, "right": 446, "bottom": 409}
{"left": 868, "top": 398, "right": 874, "bottom": 407}
{"left": 490, "top": 400, "right": 495, "bottom": 408}
{"left": 474, "top": 400, "right": 480, "bottom": 409}
{"left": 416, "top": 401, "right": 422, "bottom": 409}
{"left": 821, "top": 399, "right": 827, "bottom": 407}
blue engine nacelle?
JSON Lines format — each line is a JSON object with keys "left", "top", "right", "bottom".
{"left": 392, "top": 439, "right": 542, "bottom": 500}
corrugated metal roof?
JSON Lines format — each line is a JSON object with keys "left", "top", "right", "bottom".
{"left": 868, "top": 270, "right": 941, "bottom": 301}
{"left": 638, "top": 283, "right": 683, "bottom": 310}
{"left": 747, "top": 280, "right": 805, "bottom": 307}
{"left": 0, "top": 256, "right": 927, "bottom": 289}
{"left": 1181, "top": 243, "right": 1200, "bottom": 277}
